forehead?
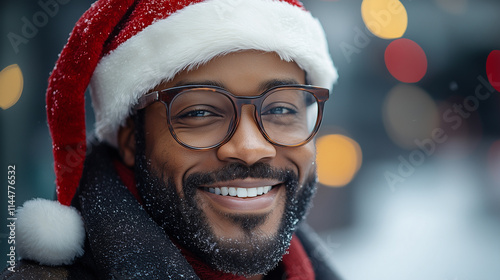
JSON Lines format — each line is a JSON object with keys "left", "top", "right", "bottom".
{"left": 155, "top": 51, "right": 306, "bottom": 96}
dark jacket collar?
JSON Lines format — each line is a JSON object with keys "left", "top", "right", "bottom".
{"left": 73, "top": 143, "right": 200, "bottom": 279}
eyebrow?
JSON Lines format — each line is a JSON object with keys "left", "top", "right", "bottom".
{"left": 174, "top": 80, "right": 225, "bottom": 88}
{"left": 258, "top": 79, "right": 301, "bottom": 92}
{"left": 174, "top": 78, "right": 302, "bottom": 93}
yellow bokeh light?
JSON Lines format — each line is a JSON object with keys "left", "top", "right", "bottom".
{"left": 0, "top": 64, "right": 24, "bottom": 110}
{"left": 316, "top": 134, "right": 362, "bottom": 187}
{"left": 361, "top": 0, "right": 408, "bottom": 39}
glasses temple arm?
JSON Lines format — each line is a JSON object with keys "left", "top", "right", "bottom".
{"left": 134, "top": 91, "right": 159, "bottom": 110}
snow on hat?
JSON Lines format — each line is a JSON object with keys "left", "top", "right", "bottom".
{"left": 47, "top": 0, "right": 337, "bottom": 207}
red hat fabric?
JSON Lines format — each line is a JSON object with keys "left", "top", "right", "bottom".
{"left": 47, "top": 0, "right": 137, "bottom": 206}
{"left": 47, "top": 0, "right": 337, "bottom": 206}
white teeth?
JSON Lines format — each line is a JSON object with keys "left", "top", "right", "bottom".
{"left": 257, "top": 187, "right": 264, "bottom": 195}
{"left": 247, "top": 188, "right": 257, "bottom": 197}
{"left": 206, "top": 186, "right": 274, "bottom": 198}
{"left": 236, "top": 188, "right": 247, "bottom": 198}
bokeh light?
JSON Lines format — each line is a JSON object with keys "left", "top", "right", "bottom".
{"left": 385, "top": 38, "right": 428, "bottom": 83}
{"left": 361, "top": 0, "right": 408, "bottom": 39}
{"left": 383, "top": 84, "right": 439, "bottom": 149}
{"left": 316, "top": 134, "right": 362, "bottom": 187}
{"left": 435, "top": 0, "right": 467, "bottom": 15}
{"left": 486, "top": 50, "right": 500, "bottom": 92}
{"left": 0, "top": 64, "right": 23, "bottom": 110}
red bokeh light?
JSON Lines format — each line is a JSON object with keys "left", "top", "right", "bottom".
{"left": 384, "top": 38, "right": 428, "bottom": 83}
{"left": 486, "top": 50, "right": 500, "bottom": 92}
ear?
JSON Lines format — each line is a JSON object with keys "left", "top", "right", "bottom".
{"left": 118, "top": 117, "right": 135, "bottom": 167}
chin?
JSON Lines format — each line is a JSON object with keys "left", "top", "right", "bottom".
{"left": 196, "top": 182, "right": 288, "bottom": 240}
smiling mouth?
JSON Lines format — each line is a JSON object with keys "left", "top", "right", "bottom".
{"left": 202, "top": 186, "right": 274, "bottom": 198}
{"left": 199, "top": 181, "right": 283, "bottom": 212}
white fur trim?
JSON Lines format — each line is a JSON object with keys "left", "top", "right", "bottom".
{"left": 90, "top": 0, "right": 337, "bottom": 146}
{"left": 16, "top": 199, "right": 85, "bottom": 266}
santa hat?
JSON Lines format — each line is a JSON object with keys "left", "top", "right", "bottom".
{"left": 18, "top": 0, "right": 337, "bottom": 266}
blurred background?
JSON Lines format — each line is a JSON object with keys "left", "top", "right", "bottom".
{"left": 1, "top": 0, "right": 499, "bottom": 279}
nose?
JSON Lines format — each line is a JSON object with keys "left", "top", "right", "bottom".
{"left": 217, "top": 105, "right": 276, "bottom": 165}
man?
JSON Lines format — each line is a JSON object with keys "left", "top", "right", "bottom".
{"left": 3, "top": 0, "right": 339, "bottom": 279}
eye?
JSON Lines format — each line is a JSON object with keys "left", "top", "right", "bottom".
{"left": 261, "top": 102, "right": 302, "bottom": 127}
{"left": 171, "top": 105, "right": 228, "bottom": 128}
{"left": 263, "top": 105, "right": 298, "bottom": 116}
{"left": 180, "top": 109, "right": 217, "bottom": 118}
{"left": 173, "top": 104, "right": 223, "bottom": 120}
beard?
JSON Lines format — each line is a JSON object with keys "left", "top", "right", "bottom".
{"left": 133, "top": 111, "right": 317, "bottom": 276}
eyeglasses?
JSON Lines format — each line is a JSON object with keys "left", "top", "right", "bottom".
{"left": 135, "top": 84, "right": 329, "bottom": 150}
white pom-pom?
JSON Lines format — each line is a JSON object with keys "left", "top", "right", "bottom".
{"left": 16, "top": 198, "right": 85, "bottom": 266}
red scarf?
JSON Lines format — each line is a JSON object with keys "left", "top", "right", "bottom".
{"left": 114, "top": 159, "right": 315, "bottom": 280}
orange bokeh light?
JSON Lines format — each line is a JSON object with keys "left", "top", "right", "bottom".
{"left": 361, "top": 0, "right": 408, "bottom": 39}
{"left": 316, "top": 134, "right": 362, "bottom": 187}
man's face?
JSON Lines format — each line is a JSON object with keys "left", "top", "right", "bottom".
{"left": 123, "top": 51, "right": 318, "bottom": 275}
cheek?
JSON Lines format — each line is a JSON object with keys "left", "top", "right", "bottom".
{"left": 144, "top": 106, "right": 193, "bottom": 191}
{"left": 284, "top": 142, "right": 316, "bottom": 182}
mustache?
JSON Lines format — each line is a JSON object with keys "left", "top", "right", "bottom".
{"left": 183, "top": 162, "right": 295, "bottom": 190}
